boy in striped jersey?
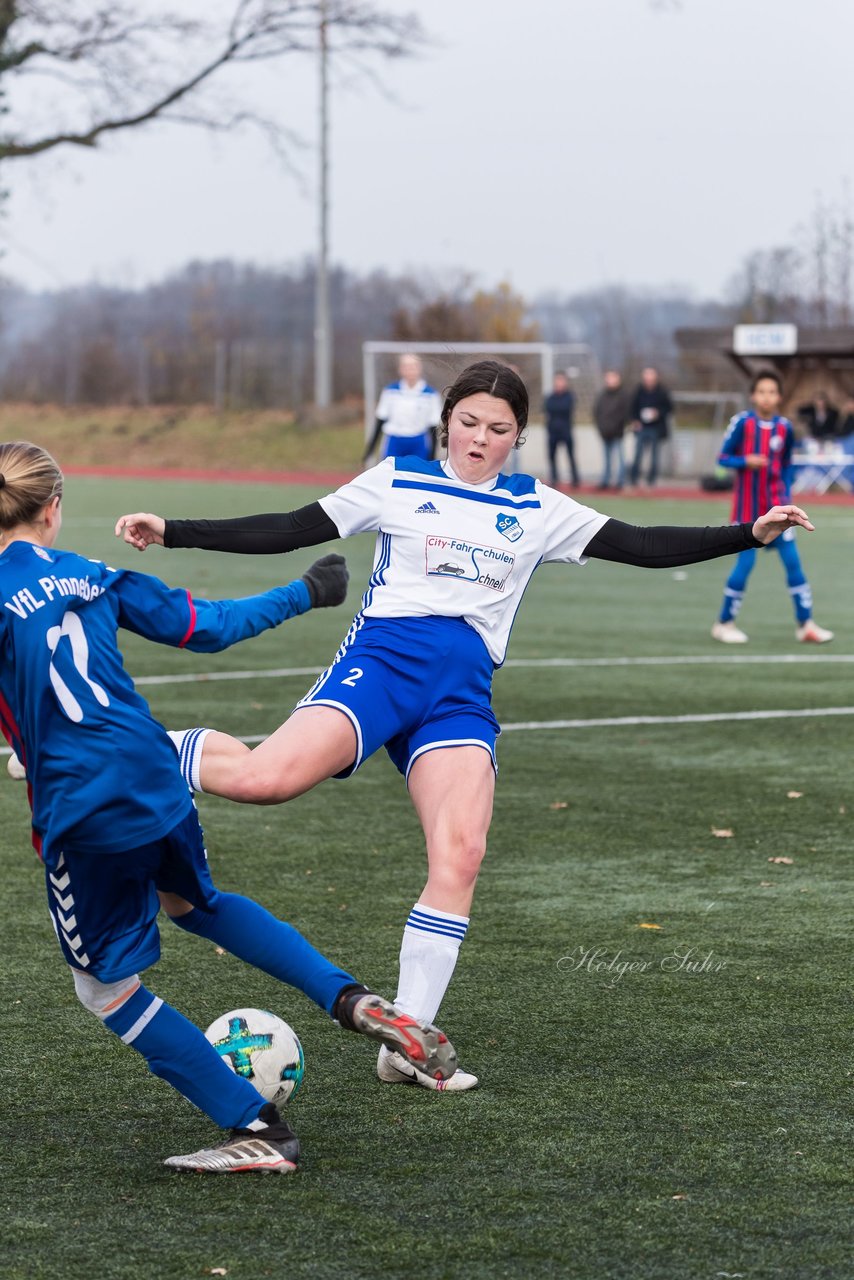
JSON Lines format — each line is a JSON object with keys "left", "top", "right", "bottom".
{"left": 711, "top": 371, "right": 833, "bottom": 645}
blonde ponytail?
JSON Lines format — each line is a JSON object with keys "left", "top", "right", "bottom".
{"left": 0, "top": 442, "right": 64, "bottom": 532}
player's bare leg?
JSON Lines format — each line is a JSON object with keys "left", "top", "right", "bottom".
{"left": 179, "top": 706, "right": 357, "bottom": 804}
{"left": 375, "top": 745, "right": 495, "bottom": 1092}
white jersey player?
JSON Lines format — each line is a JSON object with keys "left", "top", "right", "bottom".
{"left": 116, "top": 361, "right": 814, "bottom": 1093}
{"left": 363, "top": 353, "right": 443, "bottom": 463}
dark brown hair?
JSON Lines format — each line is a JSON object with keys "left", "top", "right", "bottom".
{"left": 750, "top": 370, "right": 783, "bottom": 394}
{"left": 438, "top": 360, "right": 529, "bottom": 449}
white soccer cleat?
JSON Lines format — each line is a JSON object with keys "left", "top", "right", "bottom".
{"left": 795, "top": 620, "right": 834, "bottom": 644}
{"left": 6, "top": 751, "right": 26, "bottom": 781}
{"left": 711, "top": 620, "right": 748, "bottom": 644}
{"left": 376, "top": 1046, "right": 479, "bottom": 1092}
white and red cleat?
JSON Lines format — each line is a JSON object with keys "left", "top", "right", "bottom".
{"left": 796, "top": 620, "right": 834, "bottom": 644}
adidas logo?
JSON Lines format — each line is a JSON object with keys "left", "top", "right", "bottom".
{"left": 415, "top": 501, "right": 440, "bottom": 514}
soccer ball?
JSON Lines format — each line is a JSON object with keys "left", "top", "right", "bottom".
{"left": 205, "top": 1008, "right": 305, "bottom": 1106}
{"left": 7, "top": 751, "right": 26, "bottom": 781}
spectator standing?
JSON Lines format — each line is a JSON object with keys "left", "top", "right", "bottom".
{"left": 543, "top": 371, "right": 579, "bottom": 487}
{"left": 629, "top": 367, "right": 673, "bottom": 488}
{"left": 798, "top": 392, "right": 840, "bottom": 441}
{"left": 593, "top": 369, "right": 631, "bottom": 490}
{"left": 363, "top": 354, "right": 442, "bottom": 463}
{"left": 839, "top": 396, "right": 854, "bottom": 439}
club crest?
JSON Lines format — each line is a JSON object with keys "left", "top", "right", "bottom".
{"left": 496, "top": 513, "right": 523, "bottom": 542}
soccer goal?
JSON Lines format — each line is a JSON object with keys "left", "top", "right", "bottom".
{"left": 362, "top": 341, "right": 601, "bottom": 432}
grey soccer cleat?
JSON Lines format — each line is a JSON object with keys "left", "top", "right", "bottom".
{"left": 164, "top": 1104, "right": 299, "bottom": 1175}
{"left": 338, "top": 991, "right": 457, "bottom": 1083}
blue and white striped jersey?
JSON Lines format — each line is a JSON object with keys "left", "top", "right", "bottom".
{"left": 0, "top": 541, "right": 312, "bottom": 867}
{"left": 319, "top": 457, "right": 608, "bottom": 665}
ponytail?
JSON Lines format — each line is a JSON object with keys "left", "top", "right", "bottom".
{"left": 0, "top": 442, "right": 64, "bottom": 532}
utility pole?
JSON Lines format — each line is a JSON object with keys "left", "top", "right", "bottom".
{"left": 314, "top": 0, "right": 332, "bottom": 408}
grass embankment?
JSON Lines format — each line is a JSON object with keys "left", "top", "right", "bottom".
{"left": 0, "top": 403, "right": 365, "bottom": 473}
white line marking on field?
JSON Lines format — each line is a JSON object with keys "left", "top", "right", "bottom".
{"left": 499, "top": 706, "right": 854, "bottom": 731}
{"left": 131, "top": 652, "right": 854, "bottom": 688}
{"left": 177, "top": 704, "right": 854, "bottom": 747}
{"left": 135, "top": 666, "right": 320, "bottom": 686}
{"left": 5, "top": 703, "right": 854, "bottom": 757}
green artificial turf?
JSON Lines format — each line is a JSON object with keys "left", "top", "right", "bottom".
{"left": 1, "top": 479, "right": 851, "bottom": 1279}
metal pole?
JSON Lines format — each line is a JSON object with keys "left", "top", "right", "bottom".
{"left": 314, "top": 0, "right": 332, "bottom": 408}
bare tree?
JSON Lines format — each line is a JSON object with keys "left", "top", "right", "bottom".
{"left": 0, "top": 1, "right": 427, "bottom": 162}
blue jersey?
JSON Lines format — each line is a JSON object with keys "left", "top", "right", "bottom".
{"left": 0, "top": 541, "right": 311, "bottom": 868}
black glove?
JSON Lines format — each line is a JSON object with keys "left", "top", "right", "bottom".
{"left": 301, "top": 554, "right": 349, "bottom": 608}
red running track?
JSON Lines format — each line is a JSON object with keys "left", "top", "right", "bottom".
{"left": 63, "top": 464, "right": 854, "bottom": 506}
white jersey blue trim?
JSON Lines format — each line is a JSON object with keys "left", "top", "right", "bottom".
{"left": 318, "top": 457, "right": 608, "bottom": 666}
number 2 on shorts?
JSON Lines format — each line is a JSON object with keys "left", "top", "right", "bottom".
{"left": 341, "top": 667, "right": 364, "bottom": 688}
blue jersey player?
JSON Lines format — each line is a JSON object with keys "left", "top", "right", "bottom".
{"left": 116, "top": 362, "right": 816, "bottom": 1092}
{"left": 711, "top": 370, "right": 834, "bottom": 645}
{"left": 0, "top": 441, "right": 457, "bottom": 1174}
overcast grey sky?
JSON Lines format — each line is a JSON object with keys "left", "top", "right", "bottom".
{"left": 3, "top": 0, "right": 852, "bottom": 299}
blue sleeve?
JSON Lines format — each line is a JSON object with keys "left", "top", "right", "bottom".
{"left": 718, "top": 415, "right": 747, "bottom": 470}
{"left": 110, "top": 569, "right": 311, "bottom": 652}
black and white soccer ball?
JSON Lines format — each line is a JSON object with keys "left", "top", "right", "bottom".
{"left": 205, "top": 1007, "right": 305, "bottom": 1106}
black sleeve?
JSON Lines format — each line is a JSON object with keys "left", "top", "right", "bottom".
{"left": 583, "top": 517, "right": 762, "bottom": 568}
{"left": 164, "top": 501, "right": 341, "bottom": 555}
{"left": 362, "top": 418, "right": 386, "bottom": 462}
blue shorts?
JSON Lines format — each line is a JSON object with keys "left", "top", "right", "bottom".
{"left": 46, "top": 806, "right": 217, "bottom": 983}
{"left": 296, "top": 615, "right": 500, "bottom": 781}
{"left": 382, "top": 435, "right": 432, "bottom": 461}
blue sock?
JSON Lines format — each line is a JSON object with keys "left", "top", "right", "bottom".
{"left": 104, "top": 984, "right": 266, "bottom": 1130}
{"left": 776, "top": 535, "right": 812, "bottom": 623}
{"left": 720, "top": 548, "right": 755, "bottom": 622}
{"left": 172, "top": 892, "right": 356, "bottom": 1014}
{"left": 719, "top": 587, "right": 744, "bottom": 624}
{"left": 789, "top": 583, "right": 813, "bottom": 624}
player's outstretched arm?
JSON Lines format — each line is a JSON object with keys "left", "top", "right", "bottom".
{"left": 583, "top": 505, "right": 813, "bottom": 569}
{"left": 752, "top": 504, "right": 814, "bottom": 544}
{"left": 115, "top": 503, "right": 340, "bottom": 555}
{"left": 113, "top": 554, "right": 348, "bottom": 652}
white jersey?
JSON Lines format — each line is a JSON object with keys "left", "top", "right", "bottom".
{"left": 319, "top": 457, "right": 609, "bottom": 666}
{"left": 376, "top": 379, "right": 442, "bottom": 438}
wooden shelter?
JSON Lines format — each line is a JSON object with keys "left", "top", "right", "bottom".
{"left": 675, "top": 325, "right": 854, "bottom": 418}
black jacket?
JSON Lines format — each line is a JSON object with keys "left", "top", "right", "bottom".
{"left": 594, "top": 387, "right": 632, "bottom": 441}
{"left": 631, "top": 384, "right": 673, "bottom": 439}
{"left": 543, "top": 390, "right": 575, "bottom": 437}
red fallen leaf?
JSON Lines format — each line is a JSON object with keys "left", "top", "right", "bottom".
{"left": 787, "top": 791, "right": 803, "bottom": 799}
{"left": 549, "top": 801, "right": 569, "bottom": 810}
{"left": 768, "top": 856, "right": 794, "bottom": 865}
{"left": 711, "top": 827, "right": 734, "bottom": 838}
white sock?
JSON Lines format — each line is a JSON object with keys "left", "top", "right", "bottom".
{"left": 394, "top": 903, "right": 469, "bottom": 1026}
{"left": 167, "top": 728, "right": 212, "bottom": 793}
